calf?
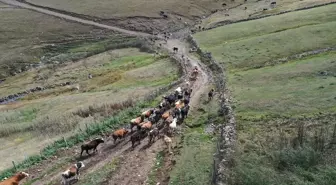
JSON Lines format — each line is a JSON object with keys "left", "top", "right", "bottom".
{"left": 112, "top": 128, "right": 129, "bottom": 143}
{"left": 61, "top": 162, "right": 85, "bottom": 185}
{"left": 80, "top": 138, "right": 105, "bottom": 157}
{"left": 148, "top": 127, "right": 159, "bottom": 144}
{"left": 0, "top": 172, "right": 29, "bottom": 185}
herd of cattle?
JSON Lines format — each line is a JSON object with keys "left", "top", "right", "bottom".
{"left": 0, "top": 81, "right": 198, "bottom": 185}
{"left": 0, "top": 81, "right": 73, "bottom": 105}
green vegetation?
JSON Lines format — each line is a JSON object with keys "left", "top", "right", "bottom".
{"left": 27, "top": 0, "right": 222, "bottom": 18}
{"left": 0, "top": 7, "right": 130, "bottom": 77}
{"left": 0, "top": 98, "right": 157, "bottom": 180}
{"left": 195, "top": 4, "right": 336, "bottom": 185}
{"left": 147, "top": 152, "right": 165, "bottom": 185}
{"left": 0, "top": 47, "right": 180, "bottom": 171}
{"left": 80, "top": 158, "right": 120, "bottom": 185}
{"left": 199, "top": 0, "right": 334, "bottom": 29}
{"left": 195, "top": 4, "right": 336, "bottom": 71}
{"left": 169, "top": 95, "right": 218, "bottom": 185}
{"left": 230, "top": 52, "right": 336, "bottom": 121}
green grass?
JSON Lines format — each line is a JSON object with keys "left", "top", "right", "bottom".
{"left": 147, "top": 152, "right": 165, "bottom": 185}
{"left": 0, "top": 47, "right": 180, "bottom": 171}
{"left": 0, "top": 98, "right": 156, "bottom": 180}
{"left": 27, "top": 0, "right": 222, "bottom": 18}
{"left": 80, "top": 158, "right": 120, "bottom": 185}
{"left": 194, "top": 4, "right": 336, "bottom": 71}
{"left": 230, "top": 52, "right": 336, "bottom": 121}
{"left": 195, "top": 4, "right": 336, "bottom": 185}
{"left": 169, "top": 129, "right": 215, "bottom": 185}
{"left": 0, "top": 7, "right": 132, "bottom": 77}
{"left": 168, "top": 94, "right": 218, "bottom": 185}
{"left": 233, "top": 147, "right": 336, "bottom": 185}
{"left": 199, "top": 0, "right": 334, "bottom": 29}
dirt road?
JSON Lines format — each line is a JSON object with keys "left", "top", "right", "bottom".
{"left": 0, "top": 1, "right": 212, "bottom": 184}
{"left": 0, "top": 0, "right": 151, "bottom": 37}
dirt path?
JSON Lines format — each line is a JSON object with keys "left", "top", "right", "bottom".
{"left": 0, "top": 1, "right": 213, "bottom": 184}
{"left": 25, "top": 38, "right": 211, "bottom": 185}
{"left": 102, "top": 40, "right": 211, "bottom": 185}
{"left": 0, "top": 0, "right": 151, "bottom": 37}
{"left": 27, "top": 48, "right": 210, "bottom": 185}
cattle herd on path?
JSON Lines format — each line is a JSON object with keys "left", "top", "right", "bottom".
{"left": 1, "top": 73, "right": 216, "bottom": 184}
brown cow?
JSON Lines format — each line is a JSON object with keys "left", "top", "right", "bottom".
{"left": 141, "top": 109, "right": 154, "bottom": 118}
{"left": 0, "top": 172, "right": 29, "bottom": 185}
{"left": 130, "top": 116, "right": 144, "bottom": 131}
{"left": 112, "top": 128, "right": 129, "bottom": 143}
{"left": 162, "top": 110, "right": 171, "bottom": 120}
{"left": 140, "top": 121, "right": 153, "bottom": 130}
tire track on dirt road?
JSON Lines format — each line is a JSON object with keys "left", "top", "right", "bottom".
{"left": 0, "top": 0, "right": 151, "bottom": 37}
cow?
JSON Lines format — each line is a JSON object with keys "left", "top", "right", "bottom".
{"left": 141, "top": 109, "right": 154, "bottom": 119}
{"left": 173, "top": 47, "right": 178, "bottom": 53}
{"left": 163, "top": 135, "right": 173, "bottom": 154}
{"left": 208, "top": 89, "right": 215, "bottom": 101}
{"left": 80, "top": 138, "right": 105, "bottom": 157}
{"left": 61, "top": 162, "right": 85, "bottom": 185}
{"left": 112, "top": 128, "right": 129, "bottom": 143}
{"left": 181, "top": 105, "right": 190, "bottom": 122}
{"left": 162, "top": 110, "right": 171, "bottom": 121}
{"left": 163, "top": 94, "right": 176, "bottom": 105}
{"left": 140, "top": 121, "right": 153, "bottom": 131}
{"left": 175, "top": 87, "right": 183, "bottom": 100}
{"left": 130, "top": 130, "right": 146, "bottom": 148}
{"left": 0, "top": 172, "right": 29, "bottom": 185}
{"left": 148, "top": 127, "right": 159, "bottom": 144}
{"left": 130, "top": 116, "right": 144, "bottom": 131}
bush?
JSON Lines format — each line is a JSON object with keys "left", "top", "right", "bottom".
{"left": 274, "top": 147, "right": 321, "bottom": 171}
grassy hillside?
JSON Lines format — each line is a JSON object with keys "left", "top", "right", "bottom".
{"left": 0, "top": 48, "right": 180, "bottom": 171}
{"left": 24, "top": 0, "right": 246, "bottom": 32}
{"left": 0, "top": 6, "right": 132, "bottom": 77}
{"left": 199, "top": 0, "right": 334, "bottom": 29}
{"left": 195, "top": 4, "right": 336, "bottom": 185}
{"left": 195, "top": 4, "right": 336, "bottom": 71}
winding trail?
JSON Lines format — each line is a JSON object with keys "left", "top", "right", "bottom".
{"left": 1, "top": 1, "right": 213, "bottom": 185}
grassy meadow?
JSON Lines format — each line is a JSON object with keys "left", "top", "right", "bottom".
{"left": 195, "top": 4, "right": 336, "bottom": 185}
{"left": 0, "top": 48, "right": 180, "bottom": 171}
{"left": 199, "top": 0, "right": 334, "bottom": 29}
{"left": 27, "top": 0, "right": 228, "bottom": 18}
{"left": 0, "top": 5, "right": 133, "bottom": 77}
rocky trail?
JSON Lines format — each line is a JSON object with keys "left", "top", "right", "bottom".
{"left": 0, "top": 1, "right": 212, "bottom": 185}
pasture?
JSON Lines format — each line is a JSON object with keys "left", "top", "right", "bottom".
{"left": 24, "top": 0, "right": 246, "bottom": 32}
{"left": 0, "top": 48, "right": 180, "bottom": 171}
{"left": 195, "top": 3, "right": 336, "bottom": 71}
{"left": 0, "top": 5, "right": 131, "bottom": 77}
{"left": 195, "top": 4, "right": 336, "bottom": 185}
{"left": 199, "top": 0, "right": 334, "bottom": 29}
